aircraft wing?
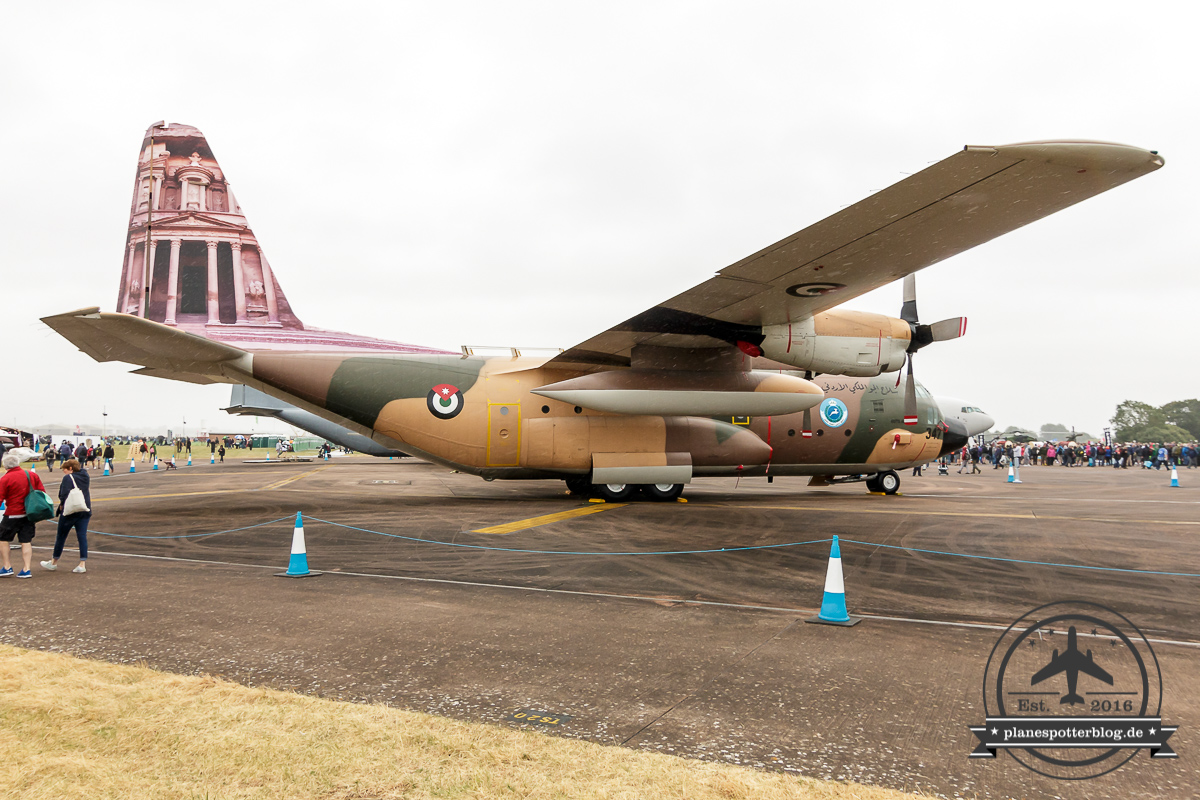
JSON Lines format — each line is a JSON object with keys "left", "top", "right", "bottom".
{"left": 1030, "top": 653, "right": 1066, "bottom": 686}
{"left": 550, "top": 141, "right": 1163, "bottom": 370}
{"left": 1076, "top": 655, "right": 1115, "bottom": 685}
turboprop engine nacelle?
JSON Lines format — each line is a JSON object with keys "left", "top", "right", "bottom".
{"left": 758, "top": 310, "right": 910, "bottom": 377}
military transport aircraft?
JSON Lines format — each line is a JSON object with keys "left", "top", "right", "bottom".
{"left": 935, "top": 398, "right": 995, "bottom": 438}
{"left": 43, "top": 124, "right": 1163, "bottom": 500}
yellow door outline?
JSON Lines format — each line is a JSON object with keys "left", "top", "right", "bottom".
{"left": 487, "top": 402, "right": 521, "bottom": 467}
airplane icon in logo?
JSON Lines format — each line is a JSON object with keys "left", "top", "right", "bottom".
{"left": 1030, "top": 626, "right": 1114, "bottom": 705}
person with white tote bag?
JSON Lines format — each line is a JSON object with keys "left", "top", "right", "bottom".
{"left": 40, "top": 457, "right": 91, "bottom": 574}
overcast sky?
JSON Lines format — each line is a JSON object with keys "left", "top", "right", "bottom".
{"left": 3, "top": 1, "right": 1196, "bottom": 439}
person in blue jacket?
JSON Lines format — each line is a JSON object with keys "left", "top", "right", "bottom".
{"left": 40, "top": 457, "right": 90, "bottom": 574}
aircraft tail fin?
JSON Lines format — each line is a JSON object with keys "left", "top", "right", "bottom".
{"left": 1061, "top": 693, "right": 1085, "bottom": 706}
{"left": 117, "top": 123, "right": 304, "bottom": 333}
{"left": 114, "top": 122, "right": 451, "bottom": 355}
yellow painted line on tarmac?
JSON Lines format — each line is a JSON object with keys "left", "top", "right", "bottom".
{"left": 93, "top": 489, "right": 246, "bottom": 503}
{"left": 261, "top": 465, "right": 330, "bottom": 491}
{"left": 473, "top": 503, "right": 628, "bottom": 534}
{"left": 722, "top": 504, "right": 1200, "bottom": 527}
{"left": 93, "top": 465, "right": 330, "bottom": 502}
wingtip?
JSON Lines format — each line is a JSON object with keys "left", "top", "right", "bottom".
{"left": 985, "top": 140, "right": 1165, "bottom": 172}
{"left": 40, "top": 306, "right": 101, "bottom": 323}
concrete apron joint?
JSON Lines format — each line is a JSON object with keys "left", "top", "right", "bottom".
{"left": 619, "top": 619, "right": 801, "bottom": 747}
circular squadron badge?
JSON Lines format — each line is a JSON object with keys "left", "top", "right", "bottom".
{"left": 970, "top": 601, "right": 1177, "bottom": 779}
{"left": 427, "top": 384, "right": 464, "bottom": 419}
{"left": 819, "top": 398, "right": 848, "bottom": 428}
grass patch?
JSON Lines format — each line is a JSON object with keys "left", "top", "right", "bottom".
{"left": 0, "top": 645, "right": 926, "bottom": 799}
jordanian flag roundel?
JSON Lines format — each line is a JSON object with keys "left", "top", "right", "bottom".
{"left": 427, "top": 384, "right": 464, "bottom": 419}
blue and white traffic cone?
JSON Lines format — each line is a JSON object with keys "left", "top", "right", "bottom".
{"left": 187, "top": 453, "right": 192, "bottom": 466}
{"left": 211, "top": 452, "right": 216, "bottom": 464}
{"left": 103, "top": 460, "right": 110, "bottom": 476}
{"left": 266, "top": 451, "right": 271, "bottom": 461}
{"left": 1170, "top": 466, "right": 1180, "bottom": 488}
{"left": 129, "top": 458, "right": 136, "bottom": 473}
{"left": 806, "top": 535, "right": 861, "bottom": 626}
{"left": 1007, "top": 465, "right": 1015, "bottom": 483}
{"left": 276, "top": 512, "right": 320, "bottom": 578}
{"left": 152, "top": 457, "right": 158, "bottom": 470}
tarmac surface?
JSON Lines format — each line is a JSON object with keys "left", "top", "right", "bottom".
{"left": 2, "top": 454, "right": 1198, "bottom": 798}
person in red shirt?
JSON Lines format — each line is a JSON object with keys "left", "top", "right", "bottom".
{"left": 0, "top": 450, "right": 46, "bottom": 578}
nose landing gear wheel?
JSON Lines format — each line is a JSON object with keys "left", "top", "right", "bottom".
{"left": 878, "top": 470, "right": 900, "bottom": 494}
{"left": 640, "top": 483, "right": 684, "bottom": 501}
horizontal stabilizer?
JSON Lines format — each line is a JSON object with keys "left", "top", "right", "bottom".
{"left": 223, "top": 385, "right": 407, "bottom": 457}
{"left": 129, "top": 367, "right": 221, "bottom": 385}
{"left": 41, "top": 308, "right": 251, "bottom": 381}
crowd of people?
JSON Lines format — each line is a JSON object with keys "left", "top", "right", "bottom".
{"left": 946, "top": 440, "right": 1198, "bottom": 472}
{"left": 0, "top": 432, "right": 346, "bottom": 579}
{"left": 29, "top": 434, "right": 268, "bottom": 468}
{"left": 41, "top": 439, "right": 116, "bottom": 472}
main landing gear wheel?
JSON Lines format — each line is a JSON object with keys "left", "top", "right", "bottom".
{"left": 594, "top": 483, "right": 637, "bottom": 501}
{"left": 564, "top": 476, "right": 590, "bottom": 496}
{"left": 877, "top": 470, "right": 901, "bottom": 495}
{"left": 640, "top": 483, "right": 684, "bottom": 501}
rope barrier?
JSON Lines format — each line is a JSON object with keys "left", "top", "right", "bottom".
{"left": 839, "top": 538, "right": 1200, "bottom": 578}
{"left": 304, "top": 516, "right": 832, "bottom": 556}
{"left": 88, "top": 513, "right": 1200, "bottom": 577}
{"left": 91, "top": 515, "right": 293, "bottom": 540}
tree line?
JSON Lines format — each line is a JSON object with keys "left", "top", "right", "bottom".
{"left": 1111, "top": 399, "right": 1199, "bottom": 442}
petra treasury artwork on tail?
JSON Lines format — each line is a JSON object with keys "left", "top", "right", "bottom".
{"left": 44, "top": 123, "right": 1164, "bottom": 500}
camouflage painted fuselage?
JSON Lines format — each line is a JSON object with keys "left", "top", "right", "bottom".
{"left": 248, "top": 351, "right": 948, "bottom": 479}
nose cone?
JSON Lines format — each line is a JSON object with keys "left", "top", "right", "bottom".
{"left": 674, "top": 417, "right": 772, "bottom": 467}
{"left": 934, "top": 395, "right": 962, "bottom": 422}
{"left": 934, "top": 395, "right": 994, "bottom": 436}
{"left": 940, "top": 417, "right": 971, "bottom": 458}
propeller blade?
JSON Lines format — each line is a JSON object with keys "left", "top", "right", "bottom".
{"left": 802, "top": 407, "right": 812, "bottom": 438}
{"left": 928, "top": 316, "right": 968, "bottom": 342}
{"left": 900, "top": 274, "right": 919, "bottom": 324}
{"left": 903, "top": 354, "right": 918, "bottom": 426}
